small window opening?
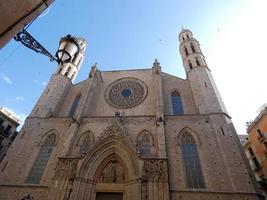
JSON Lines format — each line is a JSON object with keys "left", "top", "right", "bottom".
{"left": 190, "top": 43, "right": 195, "bottom": 53}
{"left": 257, "top": 129, "right": 265, "bottom": 140}
{"left": 64, "top": 66, "right": 71, "bottom": 76}
{"left": 185, "top": 47, "right": 189, "bottom": 56}
{"left": 221, "top": 127, "right": 225, "bottom": 135}
{"left": 187, "top": 34, "right": 189, "bottom": 39}
{"left": 204, "top": 82, "right": 208, "bottom": 88}
{"left": 189, "top": 61, "right": 193, "bottom": 70}
{"left": 196, "top": 58, "right": 200, "bottom": 66}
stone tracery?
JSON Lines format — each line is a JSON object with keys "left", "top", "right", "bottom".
{"left": 105, "top": 77, "right": 148, "bottom": 109}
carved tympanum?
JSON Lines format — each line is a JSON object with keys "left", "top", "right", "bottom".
{"left": 98, "top": 157, "right": 125, "bottom": 183}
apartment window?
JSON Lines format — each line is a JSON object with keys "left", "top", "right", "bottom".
{"left": 248, "top": 147, "right": 254, "bottom": 156}
{"left": 181, "top": 132, "right": 205, "bottom": 188}
{"left": 257, "top": 129, "right": 265, "bottom": 141}
{"left": 26, "top": 134, "right": 56, "bottom": 184}
{"left": 4, "top": 125, "right": 12, "bottom": 137}
{"left": 171, "top": 91, "right": 184, "bottom": 115}
{"left": 252, "top": 157, "right": 260, "bottom": 169}
{"left": 0, "top": 118, "right": 4, "bottom": 125}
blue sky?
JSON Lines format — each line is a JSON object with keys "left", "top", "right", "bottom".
{"left": 1, "top": 0, "right": 266, "bottom": 133}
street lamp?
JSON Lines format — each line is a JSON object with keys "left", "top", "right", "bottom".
{"left": 14, "top": 29, "right": 79, "bottom": 64}
{"left": 55, "top": 35, "right": 80, "bottom": 64}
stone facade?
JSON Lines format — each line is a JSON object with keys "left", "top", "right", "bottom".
{"left": 0, "top": 29, "right": 263, "bottom": 200}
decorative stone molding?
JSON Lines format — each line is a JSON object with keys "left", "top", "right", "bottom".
{"left": 53, "top": 158, "right": 79, "bottom": 180}
{"left": 143, "top": 159, "right": 168, "bottom": 182}
{"left": 101, "top": 121, "right": 125, "bottom": 139}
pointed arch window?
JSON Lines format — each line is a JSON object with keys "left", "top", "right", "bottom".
{"left": 184, "top": 47, "right": 189, "bottom": 56}
{"left": 190, "top": 43, "right": 195, "bottom": 53}
{"left": 137, "top": 131, "right": 153, "bottom": 156}
{"left": 26, "top": 133, "right": 56, "bottom": 184}
{"left": 79, "top": 132, "right": 94, "bottom": 155}
{"left": 69, "top": 95, "right": 80, "bottom": 117}
{"left": 180, "top": 132, "right": 205, "bottom": 188}
{"left": 171, "top": 91, "right": 184, "bottom": 115}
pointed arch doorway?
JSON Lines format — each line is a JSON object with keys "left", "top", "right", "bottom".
{"left": 94, "top": 154, "right": 127, "bottom": 200}
{"left": 96, "top": 192, "right": 123, "bottom": 200}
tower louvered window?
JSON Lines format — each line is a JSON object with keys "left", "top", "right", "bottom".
{"left": 181, "top": 132, "right": 205, "bottom": 188}
{"left": 69, "top": 96, "right": 80, "bottom": 117}
{"left": 26, "top": 134, "right": 56, "bottom": 184}
{"left": 64, "top": 66, "right": 71, "bottom": 76}
{"left": 171, "top": 91, "right": 184, "bottom": 115}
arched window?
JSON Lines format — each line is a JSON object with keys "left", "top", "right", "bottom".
{"left": 188, "top": 60, "right": 193, "bottom": 70}
{"left": 184, "top": 47, "right": 189, "bottom": 56}
{"left": 79, "top": 132, "right": 94, "bottom": 155}
{"left": 26, "top": 134, "right": 56, "bottom": 184}
{"left": 137, "top": 131, "right": 153, "bottom": 156}
{"left": 71, "top": 71, "right": 76, "bottom": 81}
{"left": 69, "top": 95, "right": 80, "bottom": 117}
{"left": 180, "top": 132, "right": 205, "bottom": 188}
{"left": 171, "top": 91, "right": 184, "bottom": 115}
{"left": 190, "top": 43, "right": 195, "bottom": 53}
{"left": 64, "top": 66, "right": 71, "bottom": 76}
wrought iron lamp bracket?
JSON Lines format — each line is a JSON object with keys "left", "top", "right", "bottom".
{"left": 14, "top": 29, "right": 58, "bottom": 63}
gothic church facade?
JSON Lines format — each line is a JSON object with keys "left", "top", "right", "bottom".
{"left": 0, "top": 30, "right": 262, "bottom": 200}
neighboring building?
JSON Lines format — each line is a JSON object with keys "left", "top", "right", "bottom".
{"left": 239, "top": 134, "right": 249, "bottom": 145}
{"left": 0, "top": 29, "right": 263, "bottom": 200}
{"left": 244, "top": 106, "right": 267, "bottom": 197}
{"left": 0, "top": 0, "right": 53, "bottom": 48}
{"left": 0, "top": 107, "right": 21, "bottom": 162}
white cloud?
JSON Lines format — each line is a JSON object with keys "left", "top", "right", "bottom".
{"left": 15, "top": 96, "right": 25, "bottom": 101}
{"left": 0, "top": 73, "right": 12, "bottom": 84}
{"left": 41, "top": 81, "right": 47, "bottom": 86}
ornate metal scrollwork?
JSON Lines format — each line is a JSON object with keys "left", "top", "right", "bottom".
{"left": 14, "top": 29, "right": 57, "bottom": 62}
{"left": 20, "top": 194, "right": 34, "bottom": 200}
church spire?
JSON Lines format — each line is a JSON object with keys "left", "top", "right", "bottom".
{"left": 56, "top": 35, "right": 87, "bottom": 83}
{"left": 179, "top": 29, "right": 207, "bottom": 74}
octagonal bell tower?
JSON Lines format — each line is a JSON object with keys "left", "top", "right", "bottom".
{"left": 179, "top": 29, "right": 227, "bottom": 114}
{"left": 55, "top": 35, "right": 87, "bottom": 83}
{"left": 30, "top": 35, "right": 87, "bottom": 117}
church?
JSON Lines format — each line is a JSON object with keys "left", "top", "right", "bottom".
{"left": 0, "top": 29, "right": 262, "bottom": 200}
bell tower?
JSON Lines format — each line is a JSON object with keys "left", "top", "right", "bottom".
{"left": 179, "top": 29, "right": 227, "bottom": 114}
{"left": 29, "top": 35, "right": 87, "bottom": 117}
{"left": 55, "top": 35, "right": 87, "bottom": 83}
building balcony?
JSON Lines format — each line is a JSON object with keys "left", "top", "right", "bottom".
{"left": 254, "top": 165, "right": 263, "bottom": 172}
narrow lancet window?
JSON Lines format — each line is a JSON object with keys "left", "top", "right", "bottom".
{"left": 69, "top": 95, "right": 80, "bottom": 117}
{"left": 171, "top": 91, "right": 184, "bottom": 115}
{"left": 190, "top": 43, "right": 195, "bottom": 53}
{"left": 180, "top": 132, "right": 205, "bottom": 188}
{"left": 26, "top": 134, "right": 56, "bottom": 184}
{"left": 64, "top": 66, "right": 71, "bottom": 76}
{"left": 185, "top": 47, "right": 189, "bottom": 56}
